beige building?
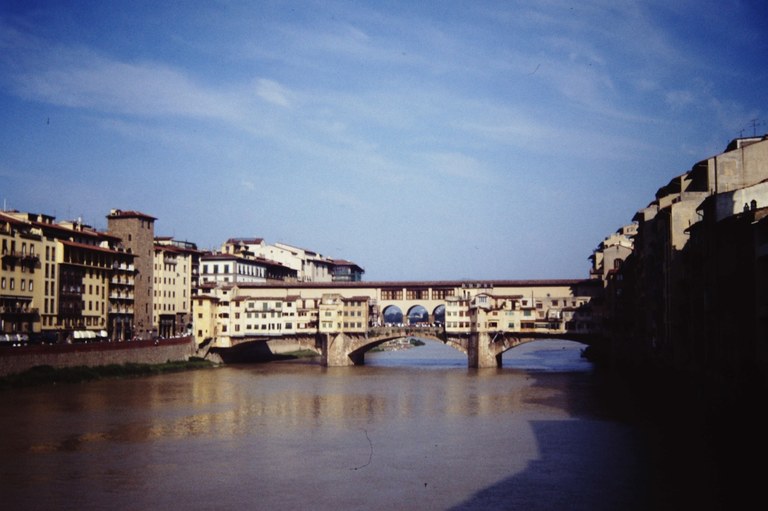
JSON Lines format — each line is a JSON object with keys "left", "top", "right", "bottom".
{"left": 193, "top": 294, "right": 219, "bottom": 341}
{"left": 199, "top": 252, "right": 297, "bottom": 285}
{"left": 599, "top": 135, "right": 768, "bottom": 373}
{"left": 445, "top": 292, "right": 590, "bottom": 336}
{"left": 220, "top": 238, "right": 363, "bottom": 282}
{"left": 229, "top": 294, "right": 300, "bottom": 337}
{"left": 153, "top": 238, "right": 198, "bottom": 337}
{"left": 318, "top": 294, "right": 369, "bottom": 334}
{"left": 589, "top": 225, "right": 636, "bottom": 282}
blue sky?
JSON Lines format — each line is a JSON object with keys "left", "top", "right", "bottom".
{"left": 1, "top": 1, "right": 766, "bottom": 281}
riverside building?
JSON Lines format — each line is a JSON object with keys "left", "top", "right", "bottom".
{"left": 153, "top": 238, "right": 200, "bottom": 338}
{"left": 107, "top": 209, "right": 156, "bottom": 339}
{"left": 594, "top": 135, "right": 768, "bottom": 386}
{"left": 220, "top": 238, "right": 365, "bottom": 283}
{"left": 1, "top": 210, "right": 137, "bottom": 342}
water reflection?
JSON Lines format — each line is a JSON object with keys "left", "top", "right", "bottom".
{"left": 368, "top": 338, "right": 591, "bottom": 372}
{"left": 502, "top": 339, "right": 592, "bottom": 372}
{"left": 10, "top": 340, "right": 590, "bottom": 455}
{"left": 3, "top": 339, "right": 656, "bottom": 511}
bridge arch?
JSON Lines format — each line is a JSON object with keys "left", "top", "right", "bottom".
{"left": 481, "top": 333, "right": 595, "bottom": 367}
{"left": 406, "top": 305, "right": 429, "bottom": 325}
{"left": 382, "top": 305, "right": 404, "bottom": 325}
{"left": 344, "top": 327, "right": 468, "bottom": 365}
{"left": 433, "top": 304, "right": 445, "bottom": 325}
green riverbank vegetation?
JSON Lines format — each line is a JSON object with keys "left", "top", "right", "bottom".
{"left": 0, "top": 358, "right": 217, "bottom": 390}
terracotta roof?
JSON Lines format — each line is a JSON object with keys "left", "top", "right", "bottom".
{"left": 59, "top": 239, "right": 133, "bottom": 256}
{"left": 201, "top": 252, "right": 291, "bottom": 268}
{"left": 0, "top": 211, "right": 28, "bottom": 226}
{"left": 107, "top": 209, "right": 157, "bottom": 221}
{"left": 225, "top": 237, "right": 264, "bottom": 245}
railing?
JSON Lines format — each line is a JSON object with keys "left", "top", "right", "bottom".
{"left": 0, "top": 306, "right": 39, "bottom": 315}
{"left": 2, "top": 252, "right": 41, "bottom": 268}
{"left": 369, "top": 325, "right": 444, "bottom": 338}
{"left": 108, "top": 307, "right": 134, "bottom": 314}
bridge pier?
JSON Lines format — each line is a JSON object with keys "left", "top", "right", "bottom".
{"left": 321, "top": 332, "right": 363, "bottom": 367}
{"left": 468, "top": 331, "right": 503, "bottom": 368}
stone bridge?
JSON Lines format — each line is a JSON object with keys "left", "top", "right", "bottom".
{"left": 199, "top": 279, "right": 603, "bottom": 367}
{"left": 221, "top": 326, "right": 601, "bottom": 368}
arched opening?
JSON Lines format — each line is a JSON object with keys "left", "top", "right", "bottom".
{"left": 382, "top": 305, "right": 404, "bottom": 326}
{"left": 407, "top": 305, "right": 428, "bottom": 325}
{"left": 433, "top": 304, "right": 445, "bottom": 325}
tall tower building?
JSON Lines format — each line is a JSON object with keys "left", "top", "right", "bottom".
{"left": 107, "top": 209, "right": 156, "bottom": 338}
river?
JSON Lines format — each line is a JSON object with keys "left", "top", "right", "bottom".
{"left": 0, "top": 339, "right": 755, "bottom": 510}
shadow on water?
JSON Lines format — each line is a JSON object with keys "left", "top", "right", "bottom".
{"left": 240, "top": 338, "right": 765, "bottom": 510}
{"left": 448, "top": 418, "right": 651, "bottom": 511}
{"left": 447, "top": 341, "right": 768, "bottom": 511}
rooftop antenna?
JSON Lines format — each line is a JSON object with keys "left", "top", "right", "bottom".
{"left": 747, "top": 118, "right": 765, "bottom": 137}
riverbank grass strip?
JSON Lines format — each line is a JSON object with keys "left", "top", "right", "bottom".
{"left": 0, "top": 358, "right": 216, "bottom": 389}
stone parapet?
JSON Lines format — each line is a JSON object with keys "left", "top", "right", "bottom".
{"left": 0, "top": 337, "right": 195, "bottom": 377}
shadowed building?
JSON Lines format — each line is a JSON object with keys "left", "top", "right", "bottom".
{"left": 107, "top": 209, "right": 156, "bottom": 339}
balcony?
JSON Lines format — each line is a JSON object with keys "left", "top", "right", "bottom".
{"left": 0, "top": 306, "right": 39, "bottom": 316}
{"left": 109, "top": 307, "right": 134, "bottom": 315}
{"left": 2, "top": 252, "right": 41, "bottom": 269}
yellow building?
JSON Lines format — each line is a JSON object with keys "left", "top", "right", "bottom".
{"left": 317, "top": 294, "right": 369, "bottom": 334}
{"left": 192, "top": 294, "right": 219, "bottom": 341}
{"left": 1, "top": 210, "right": 137, "bottom": 342}
{"left": 0, "top": 212, "right": 42, "bottom": 339}
{"left": 153, "top": 239, "right": 198, "bottom": 337}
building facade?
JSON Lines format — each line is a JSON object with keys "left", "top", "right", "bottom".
{"left": 595, "top": 135, "right": 768, "bottom": 387}
{"left": 220, "top": 238, "right": 364, "bottom": 283}
{"left": 107, "top": 210, "right": 156, "bottom": 338}
{"left": 1, "top": 211, "right": 138, "bottom": 342}
{"left": 153, "top": 238, "right": 199, "bottom": 338}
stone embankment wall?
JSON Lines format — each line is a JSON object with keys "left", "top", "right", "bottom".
{"left": 0, "top": 337, "right": 196, "bottom": 377}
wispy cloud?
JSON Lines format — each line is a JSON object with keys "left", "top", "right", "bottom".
{"left": 11, "top": 51, "right": 242, "bottom": 120}
{"left": 254, "top": 78, "right": 292, "bottom": 108}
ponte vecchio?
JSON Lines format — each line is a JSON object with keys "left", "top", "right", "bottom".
{"left": 196, "top": 279, "right": 603, "bottom": 368}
